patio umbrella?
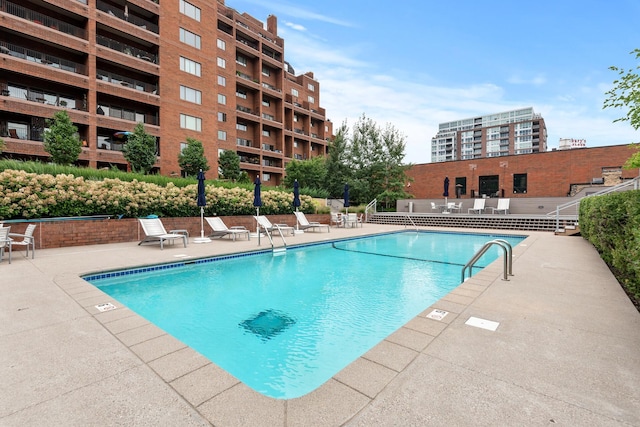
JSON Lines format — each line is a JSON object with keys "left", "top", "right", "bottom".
{"left": 443, "top": 176, "right": 450, "bottom": 204}
{"left": 343, "top": 183, "right": 350, "bottom": 215}
{"left": 113, "top": 131, "right": 133, "bottom": 139}
{"left": 193, "top": 169, "right": 211, "bottom": 243}
{"left": 293, "top": 179, "right": 301, "bottom": 230}
{"left": 254, "top": 176, "right": 262, "bottom": 241}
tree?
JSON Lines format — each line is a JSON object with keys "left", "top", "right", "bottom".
{"left": 604, "top": 48, "right": 640, "bottom": 169}
{"left": 43, "top": 110, "right": 81, "bottom": 165}
{"left": 218, "top": 149, "right": 242, "bottom": 181}
{"left": 178, "top": 137, "right": 209, "bottom": 177}
{"left": 324, "top": 123, "right": 352, "bottom": 198}
{"left": 284, "top": 156, "right": 327, "bottom": 190}
{"left": 122, "top": 123, "right": 157, "bottom": 174}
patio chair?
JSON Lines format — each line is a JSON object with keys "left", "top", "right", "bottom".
{"left": 254, "top": 215, "right": 294, "bottom": 236}
{"left": 9, "top": 223, "right": 36, "bottom": 259}
{"left": 345, "top": 213, "right": 363, "bottom": 228}
{"left": 430, "top": 202, "right": 440, "bottom": 212}
{"left": 294, "top": 211, "right": 330, "bottom": 233}
{"left": 205, "top": 217, "right": 250, "bottom": 241}
{"left": 138, "top": 218, "right": 188, "bottom": 249}
{"left": 330, "top": 212, "right": 344, "bottom": 227}
{"left": 448, "top": 202, "right": 463, "bottom": 213}
{"left": 468, "top": 199, "right": 486, "bottom": 214}
{"left": 489, "top": 198, "right": 510, "bottom": 214}
{"left": 0, "top": 226, "right": 12, "bottom": 263}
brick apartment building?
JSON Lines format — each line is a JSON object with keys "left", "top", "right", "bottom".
{"left": 431, "top": 107, "right": 547, "bottom": 162}
{"left": 407, "top": 144, "right": 639, "bottom": 199}
{"left": 0, "top": 0, "right": 332, "bottom": 185}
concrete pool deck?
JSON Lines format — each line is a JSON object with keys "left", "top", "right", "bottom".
{"left": 1, "top": 224, "right": 639, "bottom": 426}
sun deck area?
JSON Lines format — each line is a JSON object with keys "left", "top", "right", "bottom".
{"left": 1, "top": 224, "right": 639, "bottom": 426}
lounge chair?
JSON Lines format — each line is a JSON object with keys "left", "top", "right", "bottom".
{"left": 138, "top": 218, "right": 188, "bottom": 249}
{"left": 294, "top": 211, "right": 330, "bottom": 232}
{"left": 254, "top": 215, "right": 294, "bottom": 236}
{"left": 205, "top": 217, "right": 250, "bottom": 241}
{"left": 468, "top": 199, "right": 486, "bottom": 214}
{"left": 0, "top": 226, "right": 12, "bottom": 263}
{"left": 9, "top": 223, "right": 36, "bottom": 259}
{"left": 489, "top": 198, "right": 510, "bottom": 214}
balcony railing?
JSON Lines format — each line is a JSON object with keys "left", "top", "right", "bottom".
{"left": 4, "top": 84, "right": 87, "bottom": 111}
{"left": 0, "top": 0, "right": 86, "bottom": 38}
{"left": 96, "top": 69, "right": 158, "bottom": 94}
{"left": 0, "top": 42, "right": 87, "bottom": 75}
{"left": 96, "top": 34, "right": 158, "bottom": 64}
{"left": 96, "top": 0, "right": 159, "bottom": 34}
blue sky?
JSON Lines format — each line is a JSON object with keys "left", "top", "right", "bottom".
{"left": 229, "top": 0, "right": 640, "bottom": 164}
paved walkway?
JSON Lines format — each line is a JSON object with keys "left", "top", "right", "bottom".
{"left": 1, "top": 224, "right": 639, "bottom": 426}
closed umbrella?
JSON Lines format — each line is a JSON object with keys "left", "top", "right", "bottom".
{"left": 443, "top": 176, "right": 450, "bottom": 204}
{"left": 193, "top": 169, "right": 211, "bottom": 243}
{"left": 254, "top": 176, "right": 262, "bottom": 242}
{"left": 293, "top": 179, "right": 301, "bottom": 231}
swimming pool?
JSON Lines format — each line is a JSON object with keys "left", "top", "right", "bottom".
{"left": 85, "top": 231, "right": 525, "bottom": 399}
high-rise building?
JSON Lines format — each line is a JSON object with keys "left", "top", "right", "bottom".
{"left": 431, "top": 107, "right": 546, "bottom": 163}
{"left": 0, "top": 0, "right": 332, "bottom": 184}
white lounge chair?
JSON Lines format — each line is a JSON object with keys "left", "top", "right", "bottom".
{"left": 0, "top": 226, "right": 12, "bottom": 263}
{"left": 138, "top": 218, "right": 188, "bottom": 249}
{"left": 254, "top": 215, "right": 294, "bottom": 236}
{"left": 205, "top": 217, "right": 250, "bottom": 241}
{"left": 490, "top": 198, "right": 510, "bottom": 214}
{"left": 468, "top": 199, "right": 486, "bottom": 214}
{"left": 9, "top": 223, "right": 36, "bottom": 259}
{"left": 294, "top": 211, "right": 330, "bottom": 232}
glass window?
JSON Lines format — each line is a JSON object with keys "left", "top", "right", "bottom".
{"left": 308, "top": 95, "right": 314, "bottom": 104}
{"left": 455, "top": 177, "right": 467, "bottom": 196}
{"left": 262, "top": 173, "right": 271, "bottom": 182}
{"left": 180, "top": 113, "right": 201, "bottom": 131}
{"left": 180, "top": 85, "right": 202, "bottom": 104}
{"left": 218, "top": 112, "right": 226, "bottom": 122}
{"left": 179, "top": 28, "right": 201, "bottom": 49}
{"left": 262, "top": 66, "right": 271, "bottom": 76}
{"left": 180, "top": 57, "right": 201, "bottom": 76}
{"left": 236, "top": 90, "right": 247, "bottom": 99}
{"left": 479, "top": 175, "right": 499, "bottom": 198}
{"left": 262, "top": 130, "right": 270, "bottom": 137}
{"left": 217, "top": 75, "right": 226, "bottom": 86}
{"left": 236, "top": 123, "right": 247, "bottom": 131}
{"left": 218, "top": 94, "right": 226, "bottom": 105}
{"left": 262, "top": 98, "right": 270, "bottom": 107}
{"left": 218, "top": 130, "right": 227, "bottom": 141}
{"left": 236, "top": 55, "right": 247, "bottom": 66}
{"left": 179, "top": 0, "right": 200, "bottom": 21}
{"left": 217, "top": 38, "right": 226, "bottom": 50}
{"left": 291, "top": 88, "right": 298, "bottom": 97}
{"left": 513, "top": 173, "right": 527, "bottom": 194}
{"left": 308, "top": 83, "right": 315, "bottom": 91}
{"left": 217, "top": 57, "right": 226, "bottom": 68}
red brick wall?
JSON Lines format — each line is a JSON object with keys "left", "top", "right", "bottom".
{"left": 5, "top": 214, "right": 330, "bottom": 250}
{"left": 407, "top": 145, "right": 639, "bottom": 198}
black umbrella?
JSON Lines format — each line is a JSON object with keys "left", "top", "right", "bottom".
{"left": 443, "top": 176, "right": 450, "bottom": 205}
{"left": 194, "top": 169, "right": 210, "bottom": 243}
{"left": 254, "top": 176, "right": 262, "bottom": 243}
{"left": 343, "top": 183, "right": 350, "bottom": 215}
{"left": 293, "top": 180, "right": 301, "bottom": 211}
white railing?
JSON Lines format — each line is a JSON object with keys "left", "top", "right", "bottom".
{"left": 365, "top": 199, "right": 377, "bottom": 222}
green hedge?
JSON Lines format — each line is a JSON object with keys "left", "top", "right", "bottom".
{"left": 579, "top": 190, "right": 640, "bottom": 302}
{"left": 0, "top": 169, "right": 316, "bottom": 220}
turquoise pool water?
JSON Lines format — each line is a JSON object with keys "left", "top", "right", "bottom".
{"left": 86, "top": 231, "right": 525, "bottom": 399}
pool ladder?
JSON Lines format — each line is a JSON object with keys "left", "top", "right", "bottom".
{"left": 461, "top": 239, "right": 513, "bottom": 283}
{"left": 258, "top": 224, "right": 287, "bottom": 255}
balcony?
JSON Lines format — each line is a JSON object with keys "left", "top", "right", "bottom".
{"left": 96, "top": 69, "right": 158, "bottom": 95}
{"left": 96, "top": 0, "right": 159, "bottom": 34}
{"left": 0, "top": 0, "right": 86, "bottom": 39}
{"left": 0, "top": 42, "right": 86, "bottom": 75}
{"left": 96, "top": 34, "right": 157, "bottom": 64}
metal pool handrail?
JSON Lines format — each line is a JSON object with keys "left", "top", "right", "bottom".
{"left": 461, "top": 239, "right": 513, "bottom": 283}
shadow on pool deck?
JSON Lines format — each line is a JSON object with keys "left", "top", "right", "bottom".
{"left": 1, "top": 224, "right": 639, "bottom": 426}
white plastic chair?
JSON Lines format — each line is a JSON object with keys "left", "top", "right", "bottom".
{"left": 0, "top": 226, "right": 12, "bottom": 263}
{"left": 9, "top": 223, "right": 36, "bottom": 259}
{"left": 468, "top": 199, "right": 486, "bottom": 214}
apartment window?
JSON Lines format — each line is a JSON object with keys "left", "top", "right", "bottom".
{"left": 179, "top": 0, "right": 200, "bottom": 21}
{"left": 308, "top": 83, "right": 315, "bottom": 91}
{"left": 513, "top": 173, "right": 527, "bottom": 194}
{"left": 180, "top": 114, "right": 201, "bottom": 131}
{"left": 179, "top": 28, "right": 201, "bottom": 49}
{"left": 293, "top": 141, "right": 298, "bottom": 148}
{"left": 262, "top": 66, "right": 271, "bottom": 76}
{"left": 217, "top": 57, "right": 226, "bottom": 68}
{"left": 218, "top": 130, "right": 227, "bottom": 141}
{"left": 455, "top": 177, "right": 467, "bottom": 196}
{"left": 217, "top": 38, "right": 226, "bottom": 50}
{"left": 218, "top": 112, "right": 226, "bottom": 122}
{"left": 308, "top": 96, "right": 315, "bottom": 104}
{"left": 236, "top": 55, "right": 247, "bottom": 66}
{"left": 293, "top": 115, "right": 298, "bottom": 122}
{"left": 263, "top": 173, "right": 271, "bottom": 182}
{"left": 262, "top": 130, "right": 270, "bottom": 137}
{"left": 180, "top": 142, "right": 188, "bottom": 152}
{"left": 236, "top": 89, "right": 247, "bottom": 99}
{"left": 262, "top": 98, "right": 270, "bottom": 107}
{"left": 217, "top": 75, "right": 226, "bottom": 87}
{"left": 236, "top": 123, "right": 247, "bottom": 131}
{"left": 180, "top": 57, "right": 201, "bottom": 76}
{"left": 218, "top": 94, "right": 226, "bottom": 105}
{"left": 180, "top": 85, "right": 202, "bottom": 104}
{"left": 291, "top": 88, "right": 298, "bottom": 97}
